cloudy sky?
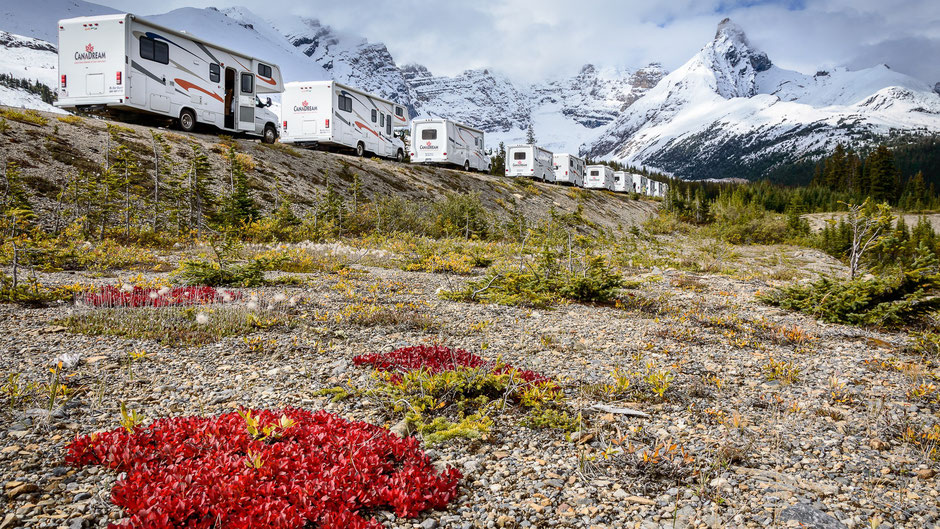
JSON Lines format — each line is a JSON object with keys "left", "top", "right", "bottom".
{"left": 94, "top": 0, "right": 940, "bottom": 85}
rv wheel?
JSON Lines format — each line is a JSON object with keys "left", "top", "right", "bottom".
{"left": 395, "top": 149, "right": 404, "bottom": 163}
{"left": 262, "top": 125, "right": 276, "bottom": 144}
{"left": 355, "top": 142, "right": 365, "bottom": 157}
{"left": 179, "top": 109, "right": 196, "bottom": 132}
{"left": 463, "top": 160, "right": 470, "bottom": 172}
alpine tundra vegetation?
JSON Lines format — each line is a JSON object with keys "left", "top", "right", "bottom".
{"left": 1, "top": 0, "right": 940, "bottom": 528}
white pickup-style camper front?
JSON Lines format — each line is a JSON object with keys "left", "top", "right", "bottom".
{"left": 584, "top": 165, "right": 613, "bottom": 190}
{"left": 56, "top": 13, "right": 282, "bottom": 142}
{"left": 553, "top": 153, "right": 584, "bottom": 186}
{"left": 410, "top": 119, "right": 489, "bottom": 171}
{"left": 506, "top": 145, "right": 554, "bottom": 181}
{"left": 281, "top": 81, "right": 407, "bottom": 161}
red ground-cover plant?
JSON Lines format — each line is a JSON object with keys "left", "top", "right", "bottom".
{"left": 79, "top": 285, "right": 240, "bottom": 308}
{"left": 65, "top": 408, "right": 460, "bottom": 529}
{"left": 353, "top": 345, "right": 553, "bottom": 386}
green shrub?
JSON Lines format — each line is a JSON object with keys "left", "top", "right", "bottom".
{"left": 523, "top": 407, "right": 579, "bottom": 431}
{"left": 759, "top": 248, "right": 940, "bottom": 327}
{"left": 444, "top": 255, "right": 623, "bottom": 308}
{"left": 174, "top": 258, "right": 266, "bottom": 287}
{"left": 0, "top": 108, "right": 47, "bottom": 126}
{"left": 428, "top": 192, "right": 490, "bottom": 239}
{"left": 0, "top": 273, "right": 71, "bottom": 306}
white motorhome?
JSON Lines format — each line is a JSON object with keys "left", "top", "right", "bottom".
{"left": 552, "top": 153, "right": 584, "bottom": 186}
{"left": 506, "top": 144, "right": 554, "bottom": 181}
{"left": 648, "top": 180, "right": 662, "bottom": 197}
{"left": 55, "top": 14, "right": 283, "bottom": 142}
{"left": 612, "top": 171, "right": 632, "bottom": 193}
{"left": 584, "top": 165, "right": 614, "bottom": 190}
{"left": 631, "top": 173, "right": 649, "bottom": 195}
{"left": 411, "top": 118, "right": 489, "bottom": 171}
{"left": 280, "top": 81, "right": 407, "bottom": 161}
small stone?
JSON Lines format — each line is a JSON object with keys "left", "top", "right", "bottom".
{"left": 779, "top": 504, "right": 847, "bottom": 529}
{"left": 6, "top": 483, "right": 38, "bottom": 499}
{"left": 419, "top": 518, "right": 438, "bottom": 529}
{"left": 915, "top": 468, "right": 935, "bottom": 479}
{"left": 624, "top": 495, "right": 656, "bottom": 506}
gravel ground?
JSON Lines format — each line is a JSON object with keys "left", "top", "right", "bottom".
{"left": 1, "top": 254, "right": 938, "bottom": 529}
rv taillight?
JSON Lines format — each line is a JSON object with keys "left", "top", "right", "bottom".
{"left": 282, "top": 120, "right": 287, "bottom": 128}
{"left": 443, "top": 152, "right": 446, "bottom": 155}
{"left": 565, "top": 171, "right": 568, "bottom": 175}
{"left": 60, "top": 75, "right": 66, "bottom": 88}
{"left": 116, "top": 71, "right": 122, "bottom": 85}
{"left": 325, "top": 119, "right": 330, "bottom": 128}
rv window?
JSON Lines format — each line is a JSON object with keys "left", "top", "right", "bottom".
{"left": 371, "top": 109, "right": 377, "bottom": 122}
{"left": 513, "top": 152, "right": 526, "bottom": 160}
{"left": 338, "top": 95, "right": 352, "bottom": 112}
{"left": 591, "top": 170, "right": 599, "bottom": 176}
{"left": 240, "top": 72, "right": 253, "bottom": 94}
{"left": 395, "top": 107, "right": 404, "bottom": 117}
{"left": 153, "top": 41, "right": 168, "bottom": 64}
{"left": 380, "top": 113, "right": 385, "bottom": 127}
{"left": 421, "top": 129, "right": 437, "bottom": 140}
{"left": 209, "top": 63, "right": 220, "bottom": 83}
{"left": 386, "top": 118, "right": 391, "bottom": 135}
{"left": 257, "top": 63, "right": 273, "bottom": 78}
{"left": 569, "top": 159, "right": 574, "bottom": 167}
{"left": 139, "top": 36, "right": 169, "bottom": 65}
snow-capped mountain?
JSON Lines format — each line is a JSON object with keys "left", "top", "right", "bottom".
{"left": 0, "top": 30, "right": 63, "bottom": 113}
{"left": 587, "top": 18, "right": 940, "bottom": 179}
{"left": 403, "top": 62, "right": 666, "bottom": 154}
{"left": 403, "top": 65, "right": 531, "bottom": 133}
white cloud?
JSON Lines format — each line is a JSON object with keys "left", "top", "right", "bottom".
{"left": 91, "top": 0, "right": 940, "bottom": 83}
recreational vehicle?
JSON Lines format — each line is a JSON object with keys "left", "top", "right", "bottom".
{"left": 281, "top": 81, "right": 408, "bottom": 161}
{"left": 56, "top": 14, "right": 283, "bottom": 142}
{"left": 506, "top": 145, "right": 554, "bottom": 181}
{"left": 648, "top": 180, "right": 662, "bottom": 197}
{"left": 411, "top": 119, "right": 489, "bottom": 171}
{"left": 631, "top": 173, "right": 649, "bottom": 195}
{"left": 552, "top": 153, "right": 585, "bottom": 186}
{"left": 584, "top": 165, "right": 614, "bottom": 190}
{"left": 612, "top": 171, "right": 632, "bottom": 193}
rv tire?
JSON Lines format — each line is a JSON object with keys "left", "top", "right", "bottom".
{"left": 262, "top": 125, "right": 276, "bottom": 144}
{"left": 463, "top": 160, "right": 470, "bottom": 172}
{"left": 355, "top": 142, "right": 365, "bottom": 157}
{"left": 179, "top": 108, "right": 196, "bottom": 133}
{"left": 395, "top": 149, "right": 404, "bottom": 163}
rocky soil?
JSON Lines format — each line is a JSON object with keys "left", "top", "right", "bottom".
{"left": 1, "top": 242, "right": 937, "bottom": 529}
{"left": 0, "top": 106, "right": 659, "bottom": 233}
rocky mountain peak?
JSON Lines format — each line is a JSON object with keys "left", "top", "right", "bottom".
{"left": 934, "top": 82, "right": 940, "bottom": 96}
{"left": 701, "top": 18, "right": 772, "bottom": 98}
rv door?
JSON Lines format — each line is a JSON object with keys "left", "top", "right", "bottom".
{"left": 238, "top": 71, "right": 254, "bottom": 131}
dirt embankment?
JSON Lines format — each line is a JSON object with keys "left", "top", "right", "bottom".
{"left": 0, "top": 107, "right": 660, "bottom": 231}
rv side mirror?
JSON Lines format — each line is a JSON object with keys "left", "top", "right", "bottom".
{"left": 487, "top": 148, "right": 493, "bottom": 156}
{"left": 266, "top": 97, "right": 272, "bottom": 107}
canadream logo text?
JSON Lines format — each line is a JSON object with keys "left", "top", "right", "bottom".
{"left": 75, "top": 43, "right": 106, "bottom": 61}
{"left": 293, "top": 100, "right": 317, "bottom": 112}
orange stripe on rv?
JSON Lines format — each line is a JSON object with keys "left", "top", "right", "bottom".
{"left": 256, "top": 75, "right": 276, "bottom": 86}
{"left": 174, "top": 79, "right": 224, "bottom": 103}
{"left": 354, "top": 121, "right": 379, "bottom": 138}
